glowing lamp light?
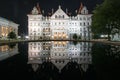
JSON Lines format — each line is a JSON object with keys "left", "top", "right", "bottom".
{"left": 25, "top": 36, "right": 29, "bottom": 39}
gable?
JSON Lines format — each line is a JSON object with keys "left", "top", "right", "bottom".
{"left": 51, "top": 6, "right": 69, "bottom": 19}
{"left": 51, "top": 59, "right": 69, "bottom": 71}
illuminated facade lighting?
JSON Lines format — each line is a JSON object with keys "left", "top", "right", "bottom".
{"left": 28, "top": 3, "right": 92, "bottom": 40}
{"left": 0, "top": 17, "right": 19, "bottom": 39}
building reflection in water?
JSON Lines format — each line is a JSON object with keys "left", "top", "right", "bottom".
{"left": 0, "top": 43, "right": 18, "bottom": 61}
{"left": 28, "top": 41, "right": 92, "bottom": 73}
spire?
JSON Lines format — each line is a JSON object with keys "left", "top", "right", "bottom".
{"left": 78, "top": 2, "right": 84, "bottom": 14}
{"left": 42, "top": 10, "right": 44, "bottom": 14}
{"left": 36, "top": 3, "right": 41, "bottom": 14}
{"left": 75, "top": 10, "right": 78, "bottom": 14}
{"left": 68, "top": 12, "right": 71, "bottom": 16}
{"left": 58, "top": 5, "right": 61, "bottom": 9}
{"left": 52, "top": 8, "right": 54, "bottom": 14}
{"left": 48, "top": 12, "right": 52, "bottom": 16}
{"left": 66, "top": 8, "right": 68, "bottom": 14}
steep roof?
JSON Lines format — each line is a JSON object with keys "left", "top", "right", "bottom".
{"left": 51, "top": 5, "right": 69, "bottom": 19}
{"left": 78, "top": 3, "right": 84, "bottom": 14}
{"left": 36, "top": 3, "right": 41, "bottom": 14}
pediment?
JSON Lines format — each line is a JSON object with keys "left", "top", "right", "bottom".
{"left": 51, "top": 6, "right": 69, "bottom": 19}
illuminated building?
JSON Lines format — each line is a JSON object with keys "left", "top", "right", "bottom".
{"left": 28, "top": 41, "right": 92, "bottom": 72}
{"left": 28, "top": 3, "right": 92, "bottom": 40}
{"left": 0, "top": 17, "right": 19, "bottom": 39}
{"left": 0, "top": 44, "right": 18, "bottom": 61}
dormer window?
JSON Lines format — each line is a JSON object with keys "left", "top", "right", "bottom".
{"left": 81, "top": 7, "right": 88, "bottom": 14}
{"left": 55, "top": 15, "right": 57, "bottom": 18}
{"left": 84, "top": 10, "right": 86, "bottom": 14}
{"left": 32, "top": 7, "right": 39, "bottom": 15}
{"left": 63, "top": 15, "right": 64, "bottom": 18}
{"left": 59, "top": 15, "right": 61, "bottom": 18}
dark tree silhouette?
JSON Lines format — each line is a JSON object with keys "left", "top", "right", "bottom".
{"left": 8, "top": 31, "right": 16, "bottom": 39}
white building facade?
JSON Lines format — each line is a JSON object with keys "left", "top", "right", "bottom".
{"left": 0, "top": 44, "right": 18, "bottom": 61}
{"left": 28, "top": 3, "right": 92, "bottom": 40}
{"left": 0, "top": 17, "right": 19, "bottom": 39}
{"left": 28, "top": 41, "right": 92, "bottom": 72}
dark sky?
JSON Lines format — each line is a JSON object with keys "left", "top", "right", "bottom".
{"left": 0, "top": 0, "right": 103, "bottom": 35}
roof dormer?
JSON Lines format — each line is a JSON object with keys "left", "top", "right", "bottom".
{"left": 31, "top": 3, "right": 42, "bottom": 15}
{"left": 81, "top": 6, "right": 88, "bottom": 14}
{"left": 31, "top": 7, "right": 39, "bottom": 15}
{"left": 78, "top": 2, "right": 88, "bottom": 15}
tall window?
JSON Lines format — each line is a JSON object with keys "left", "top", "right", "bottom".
{"left": 83, "top": 17, "right": 86, "bottom": 20}
{"left": 59, "top": 15, "right": 61, "bottom": 18}
{"left": 84, "top": 22, "right": 85, "bottom": 26}
{"left": 80, "top": 23, "right": 82, "bottom": 26}
{"left": 84, "top": 10, "right": 86, "bottom": 14}
{"left": 55, "top": 15, "right": 57, "bottom": 18}
{"left": 88, "top": 22, "right": 89, "bottom": 26}
{"left": 63, "top": 15, "right": 64, "bottom": 18}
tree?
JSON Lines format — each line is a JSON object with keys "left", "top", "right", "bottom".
{"left": 78, "top": 35, "right": 81, "bottom": 40}
{"left": 8, "top": 43, "right": 16, "bottom": 49}
{"left": 73, "top": 34, "right": 78, "bottom": 40}
{"left": 8, "top": 31, "right": 17, "bottom": 39}
{"left": 92, "top": 0, "right": 120, "bottom": 41}
{"left": 93, "top": 34, "right": 100, "bottom": 39}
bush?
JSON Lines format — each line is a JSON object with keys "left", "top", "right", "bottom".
{"left": 73, "top": 34, "right": 78, "bottom": 40}
{"left": 8, "top": 31, "right": 17, "bottom": 39}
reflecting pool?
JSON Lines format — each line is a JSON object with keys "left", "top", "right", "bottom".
{"left": 0, "top": 41, "right": 120, "bottom": 80}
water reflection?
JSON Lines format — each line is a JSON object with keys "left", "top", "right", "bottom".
{"left": 28, "top": 41, "right": 92, "bottom": 73}
{"left": 0, "top": 42, "right": 119, "bottom": 80}
{"left": 0, "top": 43, "right": 18, "bottom": 61}
{"left": 92, "top": 43, "right": 120, "bottom": 80}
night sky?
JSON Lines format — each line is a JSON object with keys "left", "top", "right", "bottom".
{"left": 0, "top": 0, "right": 103, "bottom": 35}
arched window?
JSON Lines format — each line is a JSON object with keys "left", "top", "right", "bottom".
{"left": 55, "top": 15, "right": 57, "bottom": 18}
